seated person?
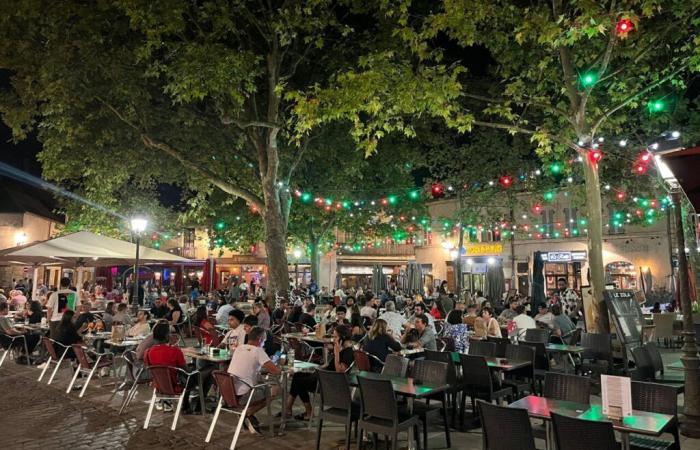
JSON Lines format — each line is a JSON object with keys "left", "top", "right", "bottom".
{"left": 512, "top": 305, "right": 536, "bottom": 339}
{"left": 402, "top": 314, "right": 437, "bottom": 351}
{"left": 228, "top": 326, "right": 281, "bottom": 433}
{"left": 285, "top": 325, "right": 353, "bottom": 421}
{"left": 0, "top": 301, "right": 41, "bottom": 357}
{"left": 150, "top": 297, "right": 169, "bottom": 319}
{"left": 444, "top": 310, "right": 471, "bottom": 353}
{"left": 101, "top": 302, "right": 116, "bottom": 331}
{"left": 498, "top": 300, "right": 519, "bottom": 322}
{"left": 220, "top": 309, "right": 246, "bottom": 351}
{"left": 349, "top": 312, "right": 366, "bottom": 342}
{"left": 127, "top": 310, "right": 151, "bottom": 337}
{"left": 144, "top": 323, "right": 200, "bottom": 414}
{"left": 327, "top": 305, "right": 350, "bottom": 331}
{"left": 463, "top": 304, "right": 478, "bottom": 328}
{"left": 74, "top": 302, "right": 96, "bottom": 330}
{"left": 193, "top": 305, "right": 216, "bottom": 345}
{"left": 215, "top": 301, "right": 234, "bottom": 325}
{"left": 551, "top": 304, "right": 575, "bottom": 336}
{"left": 24, "top": 300, "right": 44, "bottom": 324}
{"left": 362, "top": 319, "right": 401, "bottom": 371}
{"left": 271, "top": 299, "right": 289, "bottom": 326}
{"left": 53, "top": 309, "right": 85, "bottom": 360}
{"left": 534, "top": 304, "right": 555, "bottom": 328}
{"left": 297, "top": 303, "right": 317, "bottom": 331}
{"left": 480, "top": 306, "right": 502, "bottom": 338}
{"left": 112, "top": 303, "right": 133, "bottom": 326}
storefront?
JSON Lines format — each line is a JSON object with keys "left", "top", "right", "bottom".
{"left": 605, "top": 261, "right": 638, "bottom": 290}
{"left": 540, "top": 250, "right": 586, "bottom": 294}
{"left": 216, "top": 256, "right": 268, "bottom": 293}
{"left": 455, "top": 243, "right": 504, "bottom": 294}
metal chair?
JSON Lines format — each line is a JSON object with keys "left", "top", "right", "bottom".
{"left": 381, "top": 354, "right": 409, "bottom": 378}
{"left": 143, "top": 365, "right": 199, "bottom": 430}
{"left": 0, "top": 332, "right": 29, "bottom": 368}
{"left": 286, "top": 336, "right": 323, "bottom": 363}
{"left": 316, "top": 369, "right": 360, "bottom": 450}
{"left": 353, "top": 350, "right": 384, "bottom": 372}
{"left": 411, "top": 359, "right": 451, "bottom": 448}
{"left": 37, "top": 336, "right": 70, "bottom": 385}
{"left": 468, "top": 340, "right": 496, "bottom": 357}
{"left": 112, "top": 350, "right": 151, "bottom": 415}
{"left": 356, "top": 375, "right": 422, "bottom": 450}
{"left": 524, "top": 328, "right": 550, "bottom": 344}
{"left": 551, "top": 412, "right": 619, "bottom": 450}
{"left": 66, "top": 344, "right": 114, "bottom": 398}
{"left": 630, "top": 381, "right": 680, "bottom": 450}
{"left": 205, "top": 370, "right": 266, "bottom": 449}
{"left": 478, "top": 400, "right": 537, "bottom": 450}
{"left": 458, "top": 354, "right": 512, "bottom": 424}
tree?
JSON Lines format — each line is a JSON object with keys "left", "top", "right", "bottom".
{"left": 0, "top": 1, "right": 463, "bottom": 293}
{"left": 297, "top": 0, "right": 700, "bottom": 331}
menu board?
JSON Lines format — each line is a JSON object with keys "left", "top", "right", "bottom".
{"left": 601, "top": 374, "right": 632, "bottom": 419}
{"left": 604, "top": 289, "right": 644, "bottom": 345}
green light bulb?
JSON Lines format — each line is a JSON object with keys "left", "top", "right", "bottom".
{"left": 580, "top": 72, "right": 597, "bottom": 87}
{"left": 388, "top": 195, "right": 398, "bottom": 205}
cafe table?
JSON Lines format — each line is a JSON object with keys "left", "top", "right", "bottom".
{"left": 509, "top": 395, "right": 674, "bottom": 450}
{"left": 181, "top": 347, "right": 235, "bottom": 414}
{"left": 277, "top": 360, "right": 320, "bottom": 435}
{"left": 281, "top": 332, "right": 335, "bottom": 364}
{"left": 348, "top": 371, "right": 449, "bottom": 450}
{"left": 667, "top": 360, "right": 684, "bottom": 371}
{"left": 543, "top": 343, "right": 584, "bottom": 374}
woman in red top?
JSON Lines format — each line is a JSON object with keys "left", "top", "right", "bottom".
{"left": 194, "top": 306, "right": 216, "bottom": 345}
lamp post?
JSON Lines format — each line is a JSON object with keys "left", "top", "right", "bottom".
{"left": 130, "top": 217, "right": 148, "bottom": 311}
{"left": 654, "top": 154, "right": 700, "bottom": 437}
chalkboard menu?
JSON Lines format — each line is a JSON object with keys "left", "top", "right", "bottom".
{"left": 604, "top": 289, "right": 644, "bottom": 345}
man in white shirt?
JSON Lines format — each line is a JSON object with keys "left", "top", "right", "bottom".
{"left": 221, "top": 309, "right": 247, "bottom": 351}
{"left": 216, "top": 301, "right": 235, "bottom": 325}
{"left": 379, "top": 301, "right": 407, "bottom": 337}
{"left": 512, "top": 305, "right": 537, "bottom": 339}
{"left": 534, "top": 304, "right": 555, "bottom": 329}
{"left": 227, "top": 327, "right": 281, "bottom": 434}
{"left": 46, "top": 277, "right": 78, "bottom": 339}
{"left": 360, "top": 297, "right": 378, "bottom": 321}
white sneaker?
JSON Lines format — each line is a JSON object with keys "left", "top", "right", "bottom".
{"left": 37, "top": 362, "right": 48, "bottom": 369}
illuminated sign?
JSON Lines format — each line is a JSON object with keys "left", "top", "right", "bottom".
{"left": 541, "top": 251, "right": 587, "bottom": 262}
{"left": 466, "top": 243, "right": 503, "bottom": 256}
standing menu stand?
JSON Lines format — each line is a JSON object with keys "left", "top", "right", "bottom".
{"left": 601, "top": 374, "right": 632, "bottom": 420}
{"left": 604, "top": 289, "right": 645, "bottom": 371}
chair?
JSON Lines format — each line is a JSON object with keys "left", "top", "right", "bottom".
{"left": 382, "top": 354, "right": 409, "bottom": 377}
{"left": 458, "top": 354, "right": 512, "bottom": 425}
{"left": 316, "top": 369, "right": 360, "bottom": 450}
{"left": 468, "top": 340, "right": 496, "bottom": 357}
{"left": 411, "top": 360, "right": 451, "bottom": 448}
{"left": 543, "top": 372, "right": 591, "bottom": 405}
{"left": 353, "top": 349, "right": 384, "bottom": 373}
{"left": 438, "top": 336, "right": 456, "bottom": 352}
{"left": 113, "top": 350, "right": 151, "bottom": 415}
{"left": 653, "top": 313, "right": 677, "bottom": 348}
{"left": 66, "top": 344, "right": 114, "bottom": 398}
{"left": 0, "top": 332, "right": 29, "bottom": 367}
{"left": 37, "top": 337, "right": 70, "bottom": 385}
{"left": 630, "top": 345, "right": 656, "bottom": 381}
{"left": 502, "top": 344, "right": 536, "bottom": 398}
{"left": 356, "top": 376, "right": 422, "bottom": 450}
{"left": 579, "top": 332, "right": 614, "bottom": 377}
{"left": 630, "top": 381, "right": 680, "bottom": 450}
{"left": 486, "top": 336, "right": 510, "bottom": 357}
{"left": 643, "top": 342, "right": 684, "bottom": 386}
{"left": 143, "top": 365, "right": 199, "bottom": 430}
{"left": 520, "top": 340, "right": 549, "bottom": 393}
{"left": 524, "top": 328, "right": 550, "bottom": 344}
{"left": 477, "top": 400, "right": 537, "bottom": 450}
{"left": 424, "top": 349, "right": 461, "bottom": 427}
{"left": 551, "top": 412, "right": 619, "bottom": 450}
{"left": 286, "top": 337, "right": 323, "bottom": 363}
{"left": 205, "top": 370, "right": 266, "bottom": 449}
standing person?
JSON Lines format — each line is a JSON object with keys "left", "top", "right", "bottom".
{"left": 238, "top": 278, "right": 249, "bottom": 300}
{"left": 550, "top": 278, "right": 580, "bottom": 320}
{"left": 227, "top": 327, "right": 281, "bottom": 433}
{"left": 308, "top": 279, "right": 318, "bottom": 298}
{"left": 362, "top": 319, "right": 402, "bottom": 371}
{"left": 379, "top": 301, "right": 407, "bottom": 337}
{"left": 46, "top": 277, "right": 78, "bottom": 339}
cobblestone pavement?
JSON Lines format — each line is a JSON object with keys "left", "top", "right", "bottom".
{"left": 2, "top": 360, "right": 700, "bottom": 450}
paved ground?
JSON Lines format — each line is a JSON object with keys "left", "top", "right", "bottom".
{"left": 1, "top": 352, "right": 699, "bottom": 449}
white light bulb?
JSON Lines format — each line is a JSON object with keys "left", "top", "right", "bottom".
{"left": 535, "top": 169, "right": 541, "bottom": 176}
{"left": 650, "top": 143, "right": 659, "bottom": 150}
{"left": 522, "top": 214, "right": 527, "bottom": 219}
{"left": 598, "top": 137, "right": 604, "bottom": 142}
{"left": 567, "top": 177, "right": 573, "bottom": 183}
{"left": 576, "top": 156, "right": 583, "bottom": 162}
{"left": 671, "top": 131, "right": 680, "bottom": 138}
{"left": 592, "top": 143, "right": 599, "bottom": 149}
{"left": 619, "top": 139, "right": 627, "bottom": 147}
{"left": 488, "top": 181, "right": 495, "bottom": 186}
{"left": 577, "top": 140, "right": 584, "bottom": 146}
{"left": 604, "top": 184, "right": 611, "bottom": 190}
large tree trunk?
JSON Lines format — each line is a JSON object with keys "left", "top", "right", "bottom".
{"left": 309, "top": 237, "right": 320, "bottom": 283}
{"left": 262, "top": 180, "right": 290, "bottom": 295}
{"left": 581, "top": 154, "right": 610, "bottom": 333}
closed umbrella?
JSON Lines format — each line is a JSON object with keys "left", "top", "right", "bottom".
{"left": 486, "top": 261, "right": 505, "bottom": 303}
{"left": 532, "top": 251, "right": 546, "bottom": 310}
{"left": 406, "top": 262, "right": 423, "bottom": 294}
{"left": 372, "top": 264, "right": 387, "bottom": 294}
{"left": 640, "top": 267, "right": 653, "bottom": 294}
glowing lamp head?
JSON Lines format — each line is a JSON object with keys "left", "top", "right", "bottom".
{"left": 130, "top": 217, "right": 148, "bottom": 233}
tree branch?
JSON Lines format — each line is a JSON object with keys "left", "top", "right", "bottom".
{"left": 579, "top": 0, "right": 617, "bottom": 115}
{"left": 140, "top": 134, "right": 265, "bottom": 212}
{"left": 94, "top": 96, "right": 140, "bottom": 131}
{"left": 552, "top": 0, "right": 581, "bottom": 124}
{"left": 590, "top": 61, "right": 689, "bottom": 136}
{"left": 463, "top": 92, "right": 574, "bottom": 126}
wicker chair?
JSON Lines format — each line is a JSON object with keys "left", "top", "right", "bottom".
{"left": 578, "top": 332, "right": 614, "bottom": 378}
{"left": 381, "top": 354, "right": 409, "bottom": 378}
{"left": 630, "top": 381, "right": 680, "bottom": 450}
{"left": 356, "top": 376, "right": 422, "bottom": 450}
{"left": 524, "top": 328, "right": 550, "bottom": 344}
{"left": 502, "top": 344, "right": 536, "bottom": 398}
{"left": 411, "top": 360, "right": 451, "bottom": 448}
{"left": 478, "top": 400, "right": 537, "bottom": 450}
{"left": 551, "top": 412, "right": 619, "bottom": 450}
{"left": 316, "top": 369, "right": 359, "bottom": 450}
{"left": 486, "top": 336, "right": 510, "bottom": 357}
{"left": 468, "top": 340, "right": 496, "bottom": 357}
{"left": 458, "top": 354, "right": 512, "bottom": 425}
{"left": 653, "top": 313, "right": 676, "bottom": 348}
{"left": 543, "top": 372, "right": 591, "bottom": 404}
{"left": 643, "top": 342, "right": 684, "bottom": 387}
{"left": 424, "top": 349, "right": 461, "bottom": 427}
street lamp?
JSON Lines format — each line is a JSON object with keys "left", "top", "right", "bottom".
{"left": 653, "top": 151, "right": 700, "bottom": 437}
{"left": 130, "top": 217, "right": 148, "bottom": 309}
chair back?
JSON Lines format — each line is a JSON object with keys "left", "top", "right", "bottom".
{"left": 652, "top": 313, "right": 675, "bottom": 339}
{"left": 357, "top": 376, "right": 398, "bottom": 422}
{"left": 519, "top": 340, "right": 549, "bottom": 371}
{"left": 543, "top": 372, "right": 590, "bottom": 404}
{"left": 353, "top": 350, "right": 373, "bottom": 372}
{"left": 524, "top": 328, "right": 550, "bottom": 344}
{"left": 505, "top": 344, "right": 535, "bottom": 377}
{"left": 551, "top": 412, "right": 618, "bottom": 450}
{"left": 72, "top": 344, "right": 93, "bottom": 369}
{"left": 423, "top": 349, "right": 458, "bottom": 385}
{"left": 565, "top": 328, "right": 582, "bottom": 346}
{"left": 43, "top": 336, "right": 60, "bottom": 360}
{"left": 212, "top": 370, "right": 241, "bottom": 408}
{"left": 438, "top": 336, "right": 456, "bottom": 352}
{"left": 580, "top": 332, "right": 612, "bottom": 361}
{"left": 631, "top": 381, "right": 678, "bottom": 416}
{"left": 411, "top": 360, "right": 447, "bottom": 385}
{"left": 148, "top": 365, "right": 183, "bottom": 396}
{"left": 317, "top": 369, "right": 353, "bottom": 411}
{"left": 459, "top": 354, "right": 493, "bottom": 393}
{"left": 486, "top": 336, "right": 510, "bottom": 357}
{"left": 381, "top": 354, "right": 409, "bottom": 377}
{"left": 122, "top": 350, "right": 139, "bottom": 382}
{"left": 294, "top": 322, "right": 307, "bottom": 333}
{"left": 468, "top": 339, "right": 496, "bottom": 357}
{"left": 478, "top": 400, "right": 537, "bottom": 450}
{"left": 643, "top": 341, "right": 665, "bottom": 375}
{"left": 630, "top": 345, "right": 654, "bottom": 381}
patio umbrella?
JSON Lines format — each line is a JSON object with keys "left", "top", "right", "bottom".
{"left": 407, "top": 262, "right": 423, "bottom": 294}
{"left": 486, "top": 261, "right": 505, "bottom": 303}
{"left": 200, "top": 258, "right": 218, "bottom": 293}
{"left": 640, "top": 267, "right": 653, "bottom": 294}
{"left": 532, "top": 251, "right": 546, "bottom": 310}
{"left": 371, "top": 264, "right": 386, "bottom": 294}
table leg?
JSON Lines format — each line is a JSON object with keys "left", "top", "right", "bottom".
{"left": 545, "top": 420, "right": 552, "bottom": 450}
{"left": 323, "top": 345, "right": 329, "bottom": 365}
{"left": 407, "top": 397, "right": 416, "bottom": 450}
{"left": 267, "top": 382, "right": 273, "bottom": 435}
{"left": 198, "top": 373, "right": 206, "bottom": 414}
{"left": 279, "top": 372, "right": 288, "bottom": 435}
{"left": 621, "top": 432, "right": 630, "bottom": 450}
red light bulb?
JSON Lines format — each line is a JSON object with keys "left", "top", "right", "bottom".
{"left": 588, "top": 150, "right": 603, "bottom": 164}
{"left": 616, "top": 19, "right": 634, "bottom": 35}
{"left": 641, "top": 153, "right": 651, "bottom": 162}
{"left": 635, "top": 164, "right": 647, "bottom": 174}
{"left": 499, "top": 176, "right": 513, "bottom": 187}
{"left": 616, "top": 192, "right": 626, "bottom": 200}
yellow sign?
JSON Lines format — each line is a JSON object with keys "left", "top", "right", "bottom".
{"left": 466, "top": 243, "right": 503, "bottom": 256}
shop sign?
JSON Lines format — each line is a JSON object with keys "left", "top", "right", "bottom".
{"left": 541, "top": 250, "right": 587, "bottom": 262}
{"left": 466, "top": 243, "right": 503, "bottom": 256}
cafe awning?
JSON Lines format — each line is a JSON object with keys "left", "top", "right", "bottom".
{"left": 660, "top": 145, "right": 700, "bottom": 211}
